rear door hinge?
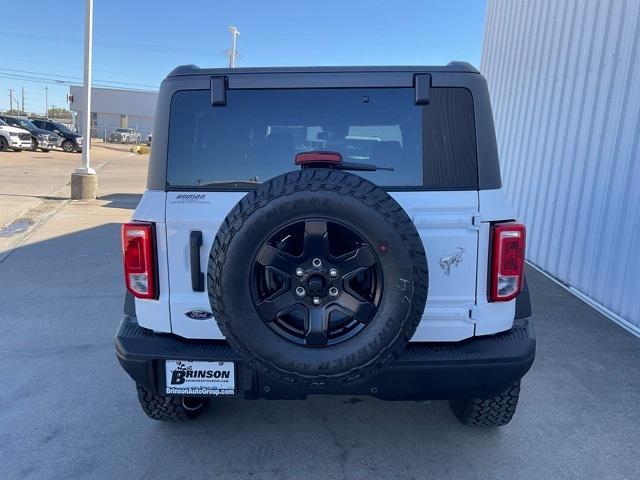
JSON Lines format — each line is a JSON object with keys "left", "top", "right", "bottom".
{"left": 210, "top": 76, "right": 227, "bottom": 106}
{"left": 469, "top": 306, "right": 478, "bottom": 322}
{"left": 472, "top": 213, "right": 483, "bottom": 227}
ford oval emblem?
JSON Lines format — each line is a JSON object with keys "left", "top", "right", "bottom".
{"left": 185, "top": 309, "right": 214, "bottom": 320}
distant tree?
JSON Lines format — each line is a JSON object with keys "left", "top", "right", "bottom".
{"left": 5, "top": 109, "right": 25, "bottom": 116}
{"left": 47, "top": 107, "right": 71, "bottom": 119}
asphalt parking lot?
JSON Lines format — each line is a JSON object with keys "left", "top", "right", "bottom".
{"left": 1, "top": 148, "right": 639, "bottom": 480}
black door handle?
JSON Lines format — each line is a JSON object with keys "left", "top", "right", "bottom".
{"left": 189, "top": 231, "right": 204, "bottom": 292}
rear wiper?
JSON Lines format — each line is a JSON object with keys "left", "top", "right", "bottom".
{"left": 198, "top": 180, "right": 260, "bottom": 188}
{"left": 337, "top": 162, "right": 394, "bottom": 172}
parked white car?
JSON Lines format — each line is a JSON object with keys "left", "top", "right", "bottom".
{"left": 0, "top": 119, "right": 32, "bottom": 151}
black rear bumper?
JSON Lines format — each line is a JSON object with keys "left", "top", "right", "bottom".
{"left": 115, "top": 316, "right": 535, "bottom": 401}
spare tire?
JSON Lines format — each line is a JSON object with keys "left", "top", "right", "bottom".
{"left": 208, "top": 169, "right": 428, "bottom": 387}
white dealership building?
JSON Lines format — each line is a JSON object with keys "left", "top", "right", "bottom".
{"left": 69, "top": 86, "right": 158, "bottom": 138}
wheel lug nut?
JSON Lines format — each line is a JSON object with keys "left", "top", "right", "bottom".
{"left": 295, "top": 267, "right": 304, "bottom": 277}
{"left": 295, "top": 286, "right": 306, "bottom": 297}
{"left": 329, "top": 287, "right": 339, "bottom": 297}
{"left": 329, "top": 268, "right": 338, "bottom": 278}
{"left": 312, "top": 258, "right": 322, "bottom": 268}
{"left": 312, "top": 297, "right": 321, "bottom": 306}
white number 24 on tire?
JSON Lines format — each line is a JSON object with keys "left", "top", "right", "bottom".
{"left": 165, "top": 360, "right": 235, "bottom": 395}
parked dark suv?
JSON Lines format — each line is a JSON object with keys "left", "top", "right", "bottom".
{"left": 0, "top": 115, "right": 59, "bottom": 152}
{"left": 31, "top": 119, "right": 83, "bottom": 153}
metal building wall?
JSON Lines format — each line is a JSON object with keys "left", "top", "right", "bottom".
{"left": 70, "top": 86, "right": 157, "bottom": 117}
{"left": 481, "top": 0, "right": 640, "bottom": 335}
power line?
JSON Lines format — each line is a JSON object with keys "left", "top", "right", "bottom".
{"left": 0, "top": 72, "right": 157, "bottom": 92}
{"left": 0, "top": 30, "right": 216, "bottom": 57}
{"left": 1, "top": 55, "right": 160, "bottom": 81}
{"left": 1, "top": 67, "right": 90, "bottom": 81}
{"left": 0, "top": 68, "right": 158, "bottom": 89}
{"left": 0, "top": 73, "right": 78, "bottom": 87}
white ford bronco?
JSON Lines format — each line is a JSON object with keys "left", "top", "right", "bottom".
{"left": 115, "top": 63, "right": 534, "bottom": 426}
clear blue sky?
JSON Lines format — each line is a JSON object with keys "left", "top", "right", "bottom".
{"left": 0, "top": 0, "right": 487, "bottom": 113}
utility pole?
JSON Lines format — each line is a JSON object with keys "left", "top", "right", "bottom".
{"left": 71, "top": 0, "right": 98, "bottom": 200}
{"left": 67, "top": 91, "right": 73, "bottom": 128}
{"left": 45, "top": 86, "right": 48, "bottom": 117}
{"left": 21, "top": 87, "right": 25, "bottom": 113}
{"left": 7, "top": 89, "right": 13, "bottom": 111}
{"left": 228, "top": 26, "right": 240, "bottom": 68}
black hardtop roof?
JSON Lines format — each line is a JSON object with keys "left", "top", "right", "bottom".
{"left": 167, "top": 62, "right": 479, "bottom": 78}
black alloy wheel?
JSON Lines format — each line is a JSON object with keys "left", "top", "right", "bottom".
{"left": 251, "top": 219, "right": 383, "bottom": 347}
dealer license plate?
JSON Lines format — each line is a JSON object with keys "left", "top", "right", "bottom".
{"left": 165, "top": 360, "right": 235, "bottom": 395}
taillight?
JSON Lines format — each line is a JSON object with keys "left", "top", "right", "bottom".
{"left": 489, "top": 222, "right": 526, "bottom": 302}
{"left": 122, "top": 222, "right": 157, "bottom": 299}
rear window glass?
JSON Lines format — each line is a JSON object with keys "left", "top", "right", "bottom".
{"left": 167, "top": 87, "right": 477, "bottom": 189}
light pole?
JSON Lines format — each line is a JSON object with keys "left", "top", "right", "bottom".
{"left": 71, "top": 0, "right": 98, "bottom": 200}
{"left": 228, "top": 26, "right": 240, "bottom": 68}
{"left": 45, "top": 86, "right": 48, "bottom": 117}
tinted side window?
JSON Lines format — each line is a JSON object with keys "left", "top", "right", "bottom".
{"left": 423, "top": 88, "right": 478, "bottom": 189}
{"left": 3, "top": 117, "right": 19, "bottom": 128}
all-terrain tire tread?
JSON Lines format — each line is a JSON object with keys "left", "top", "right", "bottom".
{"left": 135, "top": 384, "right": 203, "bottom": 421}
{"left": 208, "top": 169, "right": 428, "bottom": 387}
{"left": 449, "top": 381, "right": 521, "bottom": 427}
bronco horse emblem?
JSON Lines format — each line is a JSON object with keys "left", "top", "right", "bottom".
{"left": 439, "top": 247, "right": 465, "bottom": 275}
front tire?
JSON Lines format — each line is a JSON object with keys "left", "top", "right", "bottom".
{"left": 0, "top": 137, "right": 7, "bottom": 151}
{"left": 449, "top": 381, "right": 521, "bottom": 427}
{"left": 135, "top": 384, "right": 208, "bottom": 421}
{"left": 62, "top": 140, "right": 75, "bottom": 153}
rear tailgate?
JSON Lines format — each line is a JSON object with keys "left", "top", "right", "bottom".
{"left": 165, "top": 192, "right": 244, "bottom": 338}
{"left": 165, "top": 190, "right": 479, "bottom": 341}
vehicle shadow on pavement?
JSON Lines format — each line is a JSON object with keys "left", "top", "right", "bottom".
{"left": 2, "top": 221, "right": 639, "bottom": 480}
{"left": 97, "top": 193, "right": 143, "bottom": 209}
